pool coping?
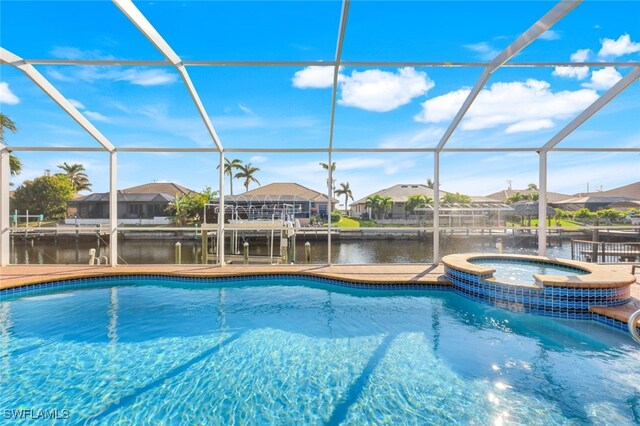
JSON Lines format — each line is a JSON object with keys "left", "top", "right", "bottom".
{"left": 1, "top": 263, "right": 638, "bottom": 333}
{"left": 441, "top": 253, "right": 636, "bottom": 289}
{"left": 0, "top": 264, "right": 451, "bottom": 291}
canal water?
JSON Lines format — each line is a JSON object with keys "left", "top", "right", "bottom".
{"left": 9, "top": 237, "right": 573, "bottom": 265}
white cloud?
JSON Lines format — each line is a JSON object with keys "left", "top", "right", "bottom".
{"left": 47, "top": 69, "right": 76, "bottom": 82}
{"left": 84, "top": 111, "right": 110, "bottom": 122}
{"left": 570, "top": 49, "right": 591, "bottom": 63}
{"left": 539, "top": 30, "right": 561, "bottom": 41}
{"left": 552, "top": 48, "right": 591, "bottom": 80}
{"left": 334, "top": 157, "right": 388, "bottom": 171}
{"left": 68, "top": 99, "right": 85, "bottom": 109}
{"left": 379, "top": 127, "right": 444, "bottom": 149}
{"left": 50, "top": 46, "right": 115, "bottom": 61}
{"left": 505, "top": 119, "right": 554, "bottom": 134}
{"left": 48, "top": 66, "right": 178, "bottom": 86}
{"left": 552, "top": 66, "right": 589, "bottom": 80}
{"left": 115, "top": 69, "right": 178, "bottom": 86}
{"left": 463, "top": 42, "right": 500, "bottom": 60}
{"left": 292, "top": 66, "right": 434, "bottom": 113}
{"left": 582, "top": 67, "right": 623, "bottom": 90}
{"left": 598, "top": 34, "right": 640, "bottom": 58}
{"left": 0, "top": 82, "right": 19, "bottom": 105}
{"left": 384, "top": 160, "right": 415, "bottom": 175}
{"left": 415, "top": 79, "right": 599, "bottom": 133}
{"left": 292, "top": 66, "right": 340, "bottom": 88}
{"left": 249, "top": 155, "right": 267, "bottom": 163}
{"left": 210, "top": 114, "right": 319, "bottom": 131}
{"left": 415, "top": 88, "right": 468, "bottom": 124}
{"left": 238, "top": 103, "right": 254, "bottom": 115}
{"left": 339, "top": 67, "right": 434, "bottom": 112}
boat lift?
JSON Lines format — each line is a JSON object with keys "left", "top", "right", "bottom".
{"left": 202, "top": 203, "right": 301, "bottom": 264}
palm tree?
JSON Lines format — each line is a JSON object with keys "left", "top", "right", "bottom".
{"left": 217, "top": 158, "right": 242, "bottom": 195}
{"left": 334, "top": 182, "right": 354, "bottom": 214}
{"left": 0, "top": 113, "right": 22, "bottom": 176}
{"left": 57, "top": 162, "right": 92, "bottom": 192}
{"left": 441, "top": 192, "right": 472, "bottom": 204}
{"left": 405, "top": 194, "right": 432, "bottom": 215}
{"left": 166, "top": 193, "right": 191, "bottom": 226}
{"left": 506, "top": 192, "right": 526, "bottom": 204}
{"left": 380, "top": 196, "right": 394, "bottom": 219}
{"left": 9, "top": 154, "right": 22, "bottom": 177}
{"left": 426, "top": 178, "right": 434, "bottom": 189}
{"left": 319, "top": 162, "right": 336, "bottom": 172}
{"left": 0, "top": 113, "right": 17, "bottom": 143}
{"left": 320, "top": 161, "right": 337, "bottom": 193}
{"left": 525, "top": 192, "right": 540, "bottom": 202}
{"left": 234, "top": 163, "right": 260, "bottom": 192}
{"left": 365, "top": 194, "right": 382, "bottom": 220}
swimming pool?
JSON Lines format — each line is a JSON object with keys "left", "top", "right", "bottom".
{"left": 468, "top": 258, "right": 588, "bottom": 284}
{"left": 1, "top": 277, "right": 638, "bottom": 424}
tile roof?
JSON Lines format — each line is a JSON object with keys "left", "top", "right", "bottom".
{"left": 227, "top": 182, "right": 336, "bottom": 203}
{"left": 571, "top": 181, "right": 640, "bottom": 200}
{"left": 486, "top": 188, "right": 571, "bottom": 203}
{"left": 68, "top": 182, "right": 195, "bottom": 204}
{"left": 69, "top": 192, "right": 174, "bottom": 203}
{"left": 122, "top": 182, "right": 195, "bottom": 197}
{"left": 352, "top": 184, "right": 445, "bottom": 205}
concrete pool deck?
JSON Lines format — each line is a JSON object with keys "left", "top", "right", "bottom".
{"left": 1, "top": 263, "right": 638, "bottom": 330}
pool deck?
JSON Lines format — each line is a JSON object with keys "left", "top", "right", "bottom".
{"left": 1, "top": 263, "right": 638, "bottom": 328}
{"left": 0, "top": 264, "right": 449, "bottom": 289}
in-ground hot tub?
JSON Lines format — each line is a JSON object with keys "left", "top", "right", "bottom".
{"left": 442, "top": 253, "right": 636, "bottom": 320}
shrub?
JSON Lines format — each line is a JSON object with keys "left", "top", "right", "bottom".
{"left": 574, "top": 208, "right": 597, "bottom": 224}
{"left": 13, "top": 174, "right": 75, "bottom": 220}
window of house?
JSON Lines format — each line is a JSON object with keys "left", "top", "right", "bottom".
{"left": 128, "top": 204, "right": 143, "bottom": 216}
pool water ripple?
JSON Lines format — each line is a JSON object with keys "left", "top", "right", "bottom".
{"left": 468, "top": 259, "right": 588, "bottom": 284}
{"left": 0, "top": 279, "right": 638, "bottom": 425}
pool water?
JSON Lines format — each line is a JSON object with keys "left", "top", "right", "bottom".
{"left": 469, "top": 259, "right": 588, "bottom": 284}
{"left": 1, "top": 278, "right": 639, "bottom": 425}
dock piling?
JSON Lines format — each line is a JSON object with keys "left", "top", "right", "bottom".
{"left": 175, "top": 242, "right": 182, "bottom": 264}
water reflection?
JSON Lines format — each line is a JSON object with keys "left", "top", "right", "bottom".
{"left": 9, "top": 236, "right": 572, "bottom": 265}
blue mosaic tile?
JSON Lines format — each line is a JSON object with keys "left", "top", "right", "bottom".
{"left": 0, "top": 273, "right": 453, "bottom": 302}
{"left": 445, "top": 261, "right": 633, "bottom": 330}
{"left": 1, "top": 269, "right": 634, "bottom": 336}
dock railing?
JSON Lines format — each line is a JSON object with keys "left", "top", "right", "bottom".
{"left": 571, "top": 240, "right": 640, "bottom": 263}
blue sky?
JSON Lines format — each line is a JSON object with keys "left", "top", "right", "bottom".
{"left": 1, "top": 1, "right": 639, "bottom": 206}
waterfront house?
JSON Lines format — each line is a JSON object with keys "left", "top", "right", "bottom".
{"left": 486, "top": 188, "right": 572, "bottom": 204}
{"left": 67, "top": 182, "right": 195, "bottom": 225}
{"left": 215, "top": 182, "right": 337, "bottom": 224}
{"left": 351, "top": 184, "right": 511, "bottom": 225}
{"left": 350, "top": 184, "right": 444, "bottom": 220}
{"left": 552, "top": 181, "right": 640, "bottom": 211}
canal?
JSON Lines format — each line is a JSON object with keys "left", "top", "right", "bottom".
{"left": 9, "top": 236, "right": 573, "bottom": 265}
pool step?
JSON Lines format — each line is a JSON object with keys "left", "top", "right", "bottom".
{"left": 589, "top": 282, "right": 640, "bottom": 338}
{"left": 589, "top": 292, "right": 640, "bottom": 324}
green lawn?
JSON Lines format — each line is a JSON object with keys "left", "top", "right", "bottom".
{"left": 329, "top": 217, "right": 380, "bottom": 228}
{"left": 507, "top": 219, "right": 581, "bottom": 229}
{"left": 332, "top": 217, "right": 361, "bottom": 228}
{"left": 14, "top": 220, "right": 59, "bottom": 228}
